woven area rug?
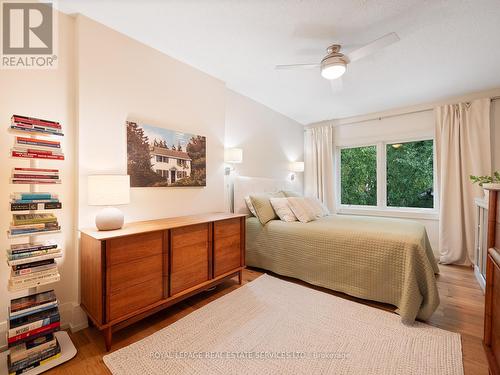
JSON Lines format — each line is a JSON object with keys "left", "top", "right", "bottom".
{"left": 103, "top": 274, "right": 463, "bottom": 375}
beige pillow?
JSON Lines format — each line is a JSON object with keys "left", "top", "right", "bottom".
{"left": 305, "top": 197, "right": 330, "bottom": 218}
{"left": 287, "top": 197, "right": 316, "bottom": 223}
{"left": 249, "top": 192, "right": 285, "bottom": 224}
{"left": 281, "top": 190, "right": 303, "bottom": 198}
{"left": 270, "top": 198, "right": 297, "bottom": 222}
{"left": 244, "top": 196, "right": 257, "bottom": 216}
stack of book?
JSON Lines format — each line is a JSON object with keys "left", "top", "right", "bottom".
{"left": 11, "top": 135, "right": 64, "bottom": 160}
{"left": 9, "top": 212, "right": 60, "bottom": 237}
{"left": 10, "top": 192, "right": 61, "bottom": 212}
{"left": 7, "top": 290, "right": 61, "bottom": 374}
{"left": 7, "top": 241, "right": 61, "bottom": 291}
{"left": 10, "top": 115, "right": 64, "bottom": 137}
{"left": 11, "top": 167, "right": 61, "bottom": 185}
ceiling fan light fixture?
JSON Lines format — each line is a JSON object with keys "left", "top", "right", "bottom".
{"left": 320, "top": 54, "right": 347, "bottom": 80}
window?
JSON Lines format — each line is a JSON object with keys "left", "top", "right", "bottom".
{"left": 340, "top": 145, "right": 377, "bottom": 206}
{"left": 386, "top": 140, "right": 434, "bottom": 208}
{"left": 338, "top": 139, "right": 435, "bottom": 212}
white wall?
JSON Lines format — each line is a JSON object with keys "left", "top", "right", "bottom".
{"left": 76, "top": 15, "right": 227, "bottom": 229}
{"left": 224, "top": 89, "right": 304, "bottom": 183}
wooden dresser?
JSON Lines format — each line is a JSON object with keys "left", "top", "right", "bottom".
{"left": 484, "top": 187, "right": 500, "bottom": 375}
{"left": 79, "top": 213, "right": 246, "bottom": 350}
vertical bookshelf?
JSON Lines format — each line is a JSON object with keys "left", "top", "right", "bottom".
{"left": 1, "top": 116, "right": 76, "bottom": 374}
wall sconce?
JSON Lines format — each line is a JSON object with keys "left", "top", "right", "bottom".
{"left": 289, "top": 161, "right": 304, "bottom": 181}
{"left": 224, "top": 148, "right": 243, "bottom": 175}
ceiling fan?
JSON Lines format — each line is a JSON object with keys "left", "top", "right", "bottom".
{"left": 275, "top": 32, "right": 400, "bottom": 81}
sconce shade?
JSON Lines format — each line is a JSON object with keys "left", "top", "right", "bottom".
{"left": 88, "top": 175, "right": 130, "bottom": 206}
{"left": 224, "top": 148, "right": 243, "bottom": 163}
{"left": 290, "top": 162, "right": 304, "bottom": 173}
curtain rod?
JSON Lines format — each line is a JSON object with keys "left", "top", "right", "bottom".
{"left": 307, "top": 95, "right": 500, "bottom": 129}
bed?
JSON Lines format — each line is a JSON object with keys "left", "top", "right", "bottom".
{"left": 233, "top": 176, "right": 440, "bottom": 323}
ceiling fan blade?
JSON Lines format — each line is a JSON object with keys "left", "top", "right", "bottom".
{"left": 275, "top": 63, "right": 320, "bottom": 70}
{"left": 330, "top": 77, "right": 343, "bottom": 94}
{"left": 346, "top": 32, "right": 400, "bottom": 62}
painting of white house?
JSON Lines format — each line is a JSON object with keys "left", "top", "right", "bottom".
{"left": 126, "top": 121, "right": 206, "bottom": 187}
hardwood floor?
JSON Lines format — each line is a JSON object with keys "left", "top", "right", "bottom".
{"left": 47, "top": 265, "right": 487, "bottom": 374}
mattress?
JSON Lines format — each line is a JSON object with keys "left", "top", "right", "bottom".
{"left": 245, "top": 214, "right": 440, "bottom": 323}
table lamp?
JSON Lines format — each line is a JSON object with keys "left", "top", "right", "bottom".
{"left": 88, "top": 175, "right": 130, "bottom": 231}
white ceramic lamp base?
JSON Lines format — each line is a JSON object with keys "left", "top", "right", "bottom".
{"left": 95, "top": 207, "right": 124, "bottom": 231}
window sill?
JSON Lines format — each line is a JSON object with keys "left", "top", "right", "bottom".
{"left": 337, "top": 207, "right": 439, "bottom": 221}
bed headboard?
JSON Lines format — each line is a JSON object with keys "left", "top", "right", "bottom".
{"left": 232, "top": 176, "right": 292, "bottom": 214}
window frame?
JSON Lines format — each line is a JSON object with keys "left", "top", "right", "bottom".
{"left": 335, "top": 136, "right": 439, "bottom": 220}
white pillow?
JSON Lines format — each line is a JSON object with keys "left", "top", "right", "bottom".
{"left": 269, "top": 198, "right": 297, "bottom": 222}
{"left": 305, "top": 197, "right": 330, "bottom": 218}
{"left": 287, "top": 197, "right": 316, "bottom": 223}
{"left": 244, "top": 196, "right": 257, "bottom": 216}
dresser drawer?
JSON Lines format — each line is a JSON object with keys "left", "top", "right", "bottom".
{"left": 107, "top": 231, "right": 163, "bottom": 266}
{"left": 214, "top": 219, "right": 242, "bottom": 276}
{"left": 108, "top": 254, "right": 163, "bottom": 293}
{"left": 170, "top": 224, "right": 210, "bottom": 295}
{"left": 108, "top": 277, "right": 163, "bottom": 321}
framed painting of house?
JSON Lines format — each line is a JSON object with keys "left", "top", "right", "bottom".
{"left": 126, "top": 121, "right": 206, "bottom": 187}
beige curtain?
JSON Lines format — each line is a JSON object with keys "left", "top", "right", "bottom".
{"left": 435, "top": 98, "right": 491, "bottom": 265}
{"left": 304, "top": 125, "right": 335, "bottom": 211}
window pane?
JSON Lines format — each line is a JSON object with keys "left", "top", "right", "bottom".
{"left": 386, "top": 140, "right": 434, "bottom": 208}
{"left": 340, "top": 145, "right": 377, "bottom": 206}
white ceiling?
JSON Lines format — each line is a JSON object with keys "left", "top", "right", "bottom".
{"left": 58, "top": 0, "right": 500, "bottom": 125}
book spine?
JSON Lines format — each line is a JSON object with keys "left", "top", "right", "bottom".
{"left": 10, "top": 352, "right": 61, "bottom": 375}
{"left": 14, "top": 193, "right": 54, "bottom": 200}
{"left": 9, "top": 244, "right": 58, "bottom": 254}
{"left": 10, "top": 125, "right": 63, "bottom": 136}
{"left": 10, "top": 268, "right": 59, "bottom": 283}
{"left": 16, "top": 137, "right": 60, "bottom": 147}
{"left": 8, "top": 253, "right": 61, "bottom": 266}
{"left": 13, "top": 168, "right": 58, "bottom": 173}
{"left": 8, "top": 315, "right": 59, "bottom": 338}
{"left": 9, "top": 249, "right": 60, "bottom": 260}
{"left": 8, "top": 346, "right": 60, "bottom": 373}
{"left": 12, "top": 175, "right": 59, "bottom": 179}
{"left": 11, "top": 151, "right": 65, "bottom": 160}
{"left": 9, "top": 228, "right": 60, "bottom": 236}
{"left": 12, "top": 115, "right": 61, "bottom": 129}
{"left": 12, "top": 259, "right": 55, "bottom": 270}
{"left": 9, "top": 339, "right": 57, "bottom": 364}
{"left": 12, "top": 265, "right": 57, "bottom": 277}
{"left": 7, "top": 322, "right": 60, "bottom": 344}
{"left": 9, "top": 302, "right": 58, "bottom": 318}
{"left": 13, "top": 199, "right": 59, "bottom": 203}
{"left": 10, "top": 202, "right": 62, "bottom": 211}
{"left": 8, "top": 275, "right": 61, "bottom": 292}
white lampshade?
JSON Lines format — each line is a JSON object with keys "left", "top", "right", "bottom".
{"left": 224, "top": 148, "right": 243, "bottom": 163}
{"left": 290, "top": 162, "right": 304, "bottom": 173}
{"left": 88, "top": 175, "right": 130, "bottom": 206}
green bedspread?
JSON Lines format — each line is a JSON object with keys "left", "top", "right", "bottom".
{"left": 245, "top": 215, "right": 440, "bottom": 323}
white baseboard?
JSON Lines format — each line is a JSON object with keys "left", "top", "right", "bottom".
{"left": 474, "top": 265, "right": 486, "bottom": 294}
{"left": 0, "top": 301, "right": 88, "bottom": 352}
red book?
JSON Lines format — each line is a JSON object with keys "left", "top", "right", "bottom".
{"left": 8, "top": 321, "right": 60, "bottom": 344}
{"left": 12, "top": 115, "right": 61, "bottom": 129}
{"left": 16, "top": 137, "right": 60, "bottom": 147}
{"left": 24, "top": 149, "right": 62, "bottom": 156}
{"left": 11, "top": 151, "right": 65, "bottom": 160}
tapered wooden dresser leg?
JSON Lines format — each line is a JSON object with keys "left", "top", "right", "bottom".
{"left": 238, "top": 270, "right": 243, "bottom": 285}
{"left": 104, "top": 327, "right": 112, "bottom": 351}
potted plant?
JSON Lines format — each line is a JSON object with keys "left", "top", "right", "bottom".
{"left": 470, "top": 171, "right": 500, "bottom": 200}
